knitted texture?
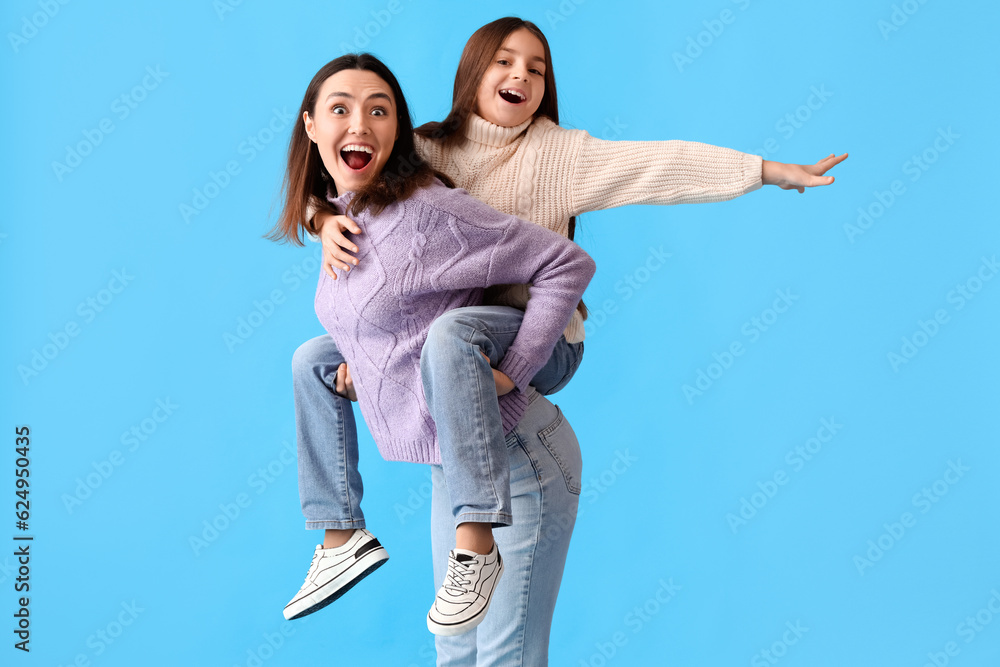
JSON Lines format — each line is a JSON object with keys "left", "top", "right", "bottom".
{"left": 314, "top": 180, "right": 595, "bottom": 465}
{"left": 416, "top": 114, "right": 764, "bottom": 342}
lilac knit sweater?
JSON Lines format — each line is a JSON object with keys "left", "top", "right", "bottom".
{"left": 314, "top": 179, "right": 596, "bottom": 465}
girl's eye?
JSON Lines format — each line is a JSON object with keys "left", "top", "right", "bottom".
{"left": 370, "top": 107, "right": 387, "bottom": 116}
{"left": 496, "top": 59, "right": 510, "bottom": 66}
{"left": 530, "top": 69, "right": 544, "bottom": 76}
{"left": 331, "top": 105, "right": 348, "bottom": 115}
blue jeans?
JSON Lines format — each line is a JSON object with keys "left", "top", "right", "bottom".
{"left": 292, "top": 305, "right": 584, "bottom": 529}
{"left": 431, "top": 388, "right": 582, "bottom": 666}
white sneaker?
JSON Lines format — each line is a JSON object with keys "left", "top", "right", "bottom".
{"left": 427, "top": 543, "right": 504, "bottom": 636}
{"left": 283, "top": 528, "right": 388, "bottom": 620}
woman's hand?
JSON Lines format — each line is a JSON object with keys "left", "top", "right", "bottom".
{"left": 762, "top": 153, "right": 848, "bottom": 193}
{"left": 314, "top": 210, "right": 362, "bottom": 279}
{"left": 481, "top": 351, "right": 515, "bottom": 396}
{"left": 334, "top": 363, "right": 358, "bottom": 401}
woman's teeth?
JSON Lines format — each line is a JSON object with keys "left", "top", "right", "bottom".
{"left": 340, "top": 144, "right": 374, "bottom": 170}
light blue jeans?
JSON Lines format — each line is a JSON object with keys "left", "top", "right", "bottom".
{"left": 292, "top": 305, "right": 584, "bottom": 530}
{"left": 431, "top": 387, "right": 582, "bottom": 667}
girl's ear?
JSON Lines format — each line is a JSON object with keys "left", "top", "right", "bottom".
{"left": 303, "top": 111, "right": 316, "bottom": 142}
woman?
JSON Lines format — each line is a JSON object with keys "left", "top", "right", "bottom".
{"left": 270, "top": 53, "right": 594, "bottom": 650}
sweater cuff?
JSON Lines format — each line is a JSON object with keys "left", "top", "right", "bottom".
{"left": 497, "top": 349, "right": 535, "bottom": 394}
{"left": 743, "top": 152, "right": 764, "bottom": 193}
{"left": 499, "top": 390, "right": 530, "bottom": 435}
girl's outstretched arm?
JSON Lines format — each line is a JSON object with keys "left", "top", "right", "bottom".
{"left": 762, "top": 153, "right": 849, "bottom": 193}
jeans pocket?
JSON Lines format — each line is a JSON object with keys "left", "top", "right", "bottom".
{"left": 537, "top": 405, "right": 582, "bottom": 495}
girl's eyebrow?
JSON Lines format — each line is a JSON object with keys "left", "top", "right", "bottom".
{"left": 497, "top": 47, "right": 546, "bottom": 65}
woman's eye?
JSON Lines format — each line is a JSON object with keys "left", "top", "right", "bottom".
{"left": 370, "top": 107, "right": 387, "bottom": 116}
{"left": 331, "top": 105, "right": 347, "bottom": 115}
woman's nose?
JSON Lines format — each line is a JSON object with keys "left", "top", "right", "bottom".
{"left": 348, "top": 111, "right": 369, "bottom": 134}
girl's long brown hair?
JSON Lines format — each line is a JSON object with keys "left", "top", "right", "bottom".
{"left": 416, "top": 17, "right": 559, "bottom": 145}
{"left": 416, "top": 17, "right": 587, "bottom": 319}
{"left": 269, "top": 53, "right": 435, "bottom": 246}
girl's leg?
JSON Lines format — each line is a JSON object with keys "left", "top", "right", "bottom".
{"left": 530, "top": 338, "right": 585, "bottom": 396}
{"left": 285, "top": 334, "right": 387, "bottom": 621}
{"left": 292, "top": 334, "right": 365, "bottom": 531}
{"left": 431, "top": 465, "right": 479, "bottom": 667}
{"left": 420, "top": 305, "right": 583, "bottom": 528}
{"left": 430, "top": 390, "right": 582, "bottom": 666}
{"left": 422, "top": 307, "right": 521, "bottom": 636}
{"left": 421, "top": 306, "right": 581, "bottom": 637}
{"left": 420, "top": 307, "right": 526, "bottom": 531}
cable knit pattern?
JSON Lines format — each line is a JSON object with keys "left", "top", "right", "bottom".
{"left": 413, "top": 114, "right": 763, "bottom": 343}
{"left": 315, "top": 180, "right": 595, "bottom": 465}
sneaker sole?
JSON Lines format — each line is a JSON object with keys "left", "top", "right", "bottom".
{"left": 426, "top": 558, "right": 504, "bottom": 637}
{"left": 283, "top": 546, "right": 389, "bottom": 620}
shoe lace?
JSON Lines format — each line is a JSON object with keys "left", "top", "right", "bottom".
{"left": 301, "top": 551, "right": 320, "bottom": 585}
{"left": 443, "top": 557, "right": 477, "bottom": 593}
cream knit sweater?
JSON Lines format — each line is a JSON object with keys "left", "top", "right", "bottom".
{"left": 414, "top": 113, "right": 763, "bottom": 342}
{"left": 312, "top": 113, "right": 763, "bottom": 342}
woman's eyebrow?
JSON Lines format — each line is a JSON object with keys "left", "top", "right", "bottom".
{"left": 325, "top": 91, "right": 393, "bottom": 102}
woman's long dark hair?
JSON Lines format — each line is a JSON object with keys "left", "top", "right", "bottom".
{"left": 269, "top": 53, "right": 435, "bottom": 245}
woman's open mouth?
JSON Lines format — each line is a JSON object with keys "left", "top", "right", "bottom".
{"left": 340, "top": 144, "right": 374, "bottom": 171}
{"left": 498, "top": 89, "right": 527, "bottom": 105}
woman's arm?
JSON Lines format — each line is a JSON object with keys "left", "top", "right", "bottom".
{"left": 429, "top": 187, "right": 596, "bottom": 394}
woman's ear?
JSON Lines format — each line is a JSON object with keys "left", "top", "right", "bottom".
{"left": 303, "top": 111, "right": 316, "bottom": 142}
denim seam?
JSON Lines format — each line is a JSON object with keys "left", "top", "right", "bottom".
{"left": 331, "top": 385, "right": 358, "bottom": 525}
{"left": 537, "top": 405, "right": 581, "bottom": 495}
{"left": 305, "top": 519, "right": 366, "bottom": 530}
{"left": 454, "top": 511, "right": 513, "bottom": 526}
{"left": 516, "top": 437, "right": 539, "bottom": 665}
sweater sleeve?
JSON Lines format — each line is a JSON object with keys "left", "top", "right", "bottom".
{"left": 564, "top": 129, "right": 764, "bottom": 216}
{"left": 428, "top": 189, "right": 596, "bottom": 394}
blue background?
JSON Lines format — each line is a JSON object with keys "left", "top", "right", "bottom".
{"left": 3, "top": 1, "right": 998, "bottom": 665}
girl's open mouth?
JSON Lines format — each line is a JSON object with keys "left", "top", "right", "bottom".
{"left": 340, "top": 144, "right": 374, "bottom": 171}
{"left": 498, "top": 89, "right": 526, "bottom": 104}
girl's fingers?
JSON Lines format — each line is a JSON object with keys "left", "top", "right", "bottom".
{"left": 330, "top": 227, "right": 359, "bottom": 255}
{"left": 333, "top": 214, "right": 362, "bottom": 236}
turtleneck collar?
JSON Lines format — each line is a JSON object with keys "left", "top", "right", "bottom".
{"left": 462, "top": 112, "right": 533, "bottom": 148}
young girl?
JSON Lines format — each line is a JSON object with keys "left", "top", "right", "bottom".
{"left": 272, "top": 54, "right": 594, "bottom": 637}
{"left": 301, "top": 16, "right": 846, "bottom": 664}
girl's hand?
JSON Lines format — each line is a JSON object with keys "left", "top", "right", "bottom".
{"left": 762, "top": 153, "right": 848, "bottom": 193}
{"left": 334, "top": 363, "right": 357, "bottom": 401}
{"left": 315, "top": 210, "right": 362, "bottom": 279}
{"left": 481, "top": 350, "right": 515, "bottom": 396}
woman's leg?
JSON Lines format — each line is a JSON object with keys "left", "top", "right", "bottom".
{"left": 430, "top": 390, "right": 582, "bottom": 666}
{"left": 431, "top": 465, "right": 479, "bottom": 667}
{"left": 421, "top": 306, "right": 582, "bottom": 638}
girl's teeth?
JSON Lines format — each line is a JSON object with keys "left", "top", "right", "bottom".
{"left": 342, "top": 144, "right": 373, "bottom": 153}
